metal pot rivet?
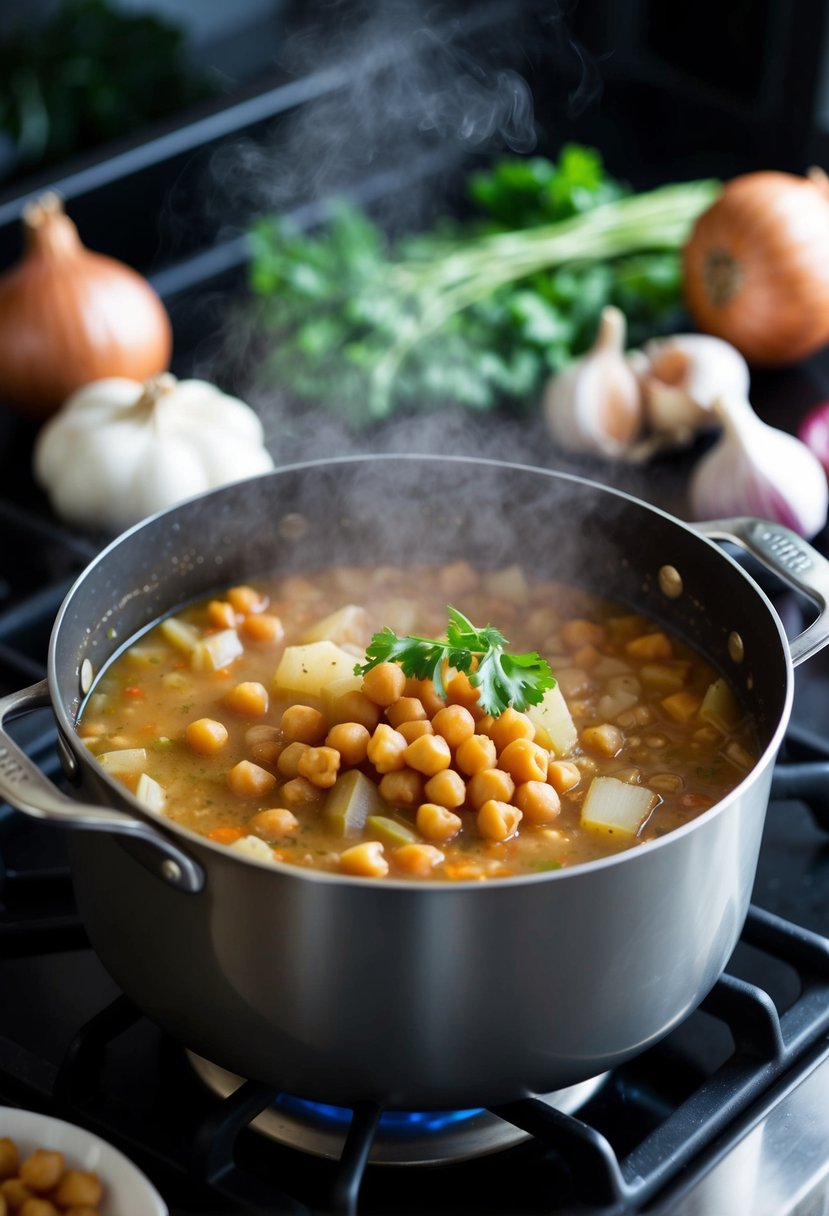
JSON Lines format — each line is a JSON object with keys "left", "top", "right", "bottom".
{"left": 278, "top": 513, "right": 309, "bottom": 541}
{"left": 80, "top": 659, "right": 94, "bottom": 695}
{"left": 728, "top": 632, "right": 745, "bottom": 663}
{"left": 658, "top": 565, "right": 683, "bottom": 598}
{"left": 161, "top": 859, "right": 183, "bottom": 885}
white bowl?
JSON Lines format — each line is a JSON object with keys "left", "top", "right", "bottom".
{"left": 0, "top": 1106, "right": 168, "bottom": 1216}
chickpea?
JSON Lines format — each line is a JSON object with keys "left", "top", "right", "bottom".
{"left": 18, "top": 1199, "right": 59, "bottom": 1216}
{"left": 416, "top": 803, "right": 462, "bottom": 842}
{"left": 0, "top": 1140, "right": 19, "bottom": 1182}
{"left": 560, "top": 618, "right": 606, "bottom": 651}
{"left": 227, "top": 760, "right": 277, "bottom": 798}
{"left": 249, "top": 807, "right": 299, "bottom": 840}
{"left": 514, "top": 781, "right": 561, "bottom": 824}
{"left": 325, "top": 722, "right": 370, "bottom": 766}
{"left": 423, "top": 769, "right": 467, "bottom": 809}
{"left": 19, "top": 1151, "right": 64, "bottom": 1193}
{"left": 455, "top": 733, "right": 497, "bottom": 776}
{"left": 431, "top": 704, "right": 475, "bottom": 749}
{"left": 329, "top": 691, "right": 383, "bottom": 732}
{"left": 378, "top": 769, "right": 424, "bottom": 807}
{"left": 298, "top": 746, "right": 341, "bottom": 788}
{"left": 277, "top": 741, "right": 309, "bottom": 779}
{"left": 52, "top": 1171, "right": 103, "bottom": 1210}
{"left": 223, "top": 681, "right": 269, "bottom": 717}
{"left": 397, "top": 719, "right": 434, "bottom": 744}
{"left": 249, "top": 740, "right": 283, "bottom": 768}
{"left": 280, "top": 777, "right": 319, "bottom": 808}
{"left": 241, "top": 612, "right": 284, "bottom": 643}
{"left": 404, "top": 733, "right": 452, "bottom": 777}
{"left": 580, "top": 724, "right": 624, "bottom": 758}
{"left": 386, "top": 697, "right": 427, "bottom": 728}
{"left": 404, "top": 677, "right": 446, "bottom": 718}
{"left": 547, "top": 760, "right": 581, "bottom": 794}
{"left": 466, "top": 767, "right": 515, "bottom": 810}
{"left": 185, "top": 717, "right": 229, "bottom": 756}
{"left": 1, "top": 1178, "right": 32, "bottom": 1209}
{"left": 487, "top": 707, "right": 535, "bottom": 753}
{"left": 361, "top": 661, "right": 406, "bottom": 707}
{"left": 367, "top": 724, "right": 408, "bottom": 773}
{"left": 340, "top": 841, "right": 389, "bottom": 878}
{"left": 281, "top": 704, "right": 328, "bottom": 745}
{"left": 445, "top": 671, "right": 481, "bottom": 714}
{"left": 498, "top": 738, "right": 549, "bottom": 784}
{"left": 227, "top": 584, "right": 267, "bottom": 613}
{"left": 477, "top": 800, "right": 522, "bottom": 842}
{"left": 208, "top": 599, "right": 236, "bottom": 629}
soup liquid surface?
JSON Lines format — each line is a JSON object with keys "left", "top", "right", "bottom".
{"left": 78, "top": 562, "right": 757, "bottom": 881}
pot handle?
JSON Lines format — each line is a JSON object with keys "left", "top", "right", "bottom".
{"left": 694, "top": 517, "right": 829, "bottom": 666}
{"left": 0, "top": 679, "right": 204, "bottom": 894}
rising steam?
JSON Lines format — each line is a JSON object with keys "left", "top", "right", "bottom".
{"left": 191, "top": 0, "right": 603, "bottom": 470}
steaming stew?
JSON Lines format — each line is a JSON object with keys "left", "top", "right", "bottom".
{"left": 78, "top": 561, "right": 757, "bottom": 880}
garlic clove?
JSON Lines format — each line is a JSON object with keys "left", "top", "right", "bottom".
{"left": 690, "top": 395, "right": 829, "bottom": 538}
{"left": 637, "top": 334, "right": 750, "bottom": 440}
{"left": 543, "top": 305, "right": 643, "bottom": 459}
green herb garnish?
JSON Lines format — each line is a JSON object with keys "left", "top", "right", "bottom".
{"left": 355, "top": 607, "right": 555, "bottom": 718}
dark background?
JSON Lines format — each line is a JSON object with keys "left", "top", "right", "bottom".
{"left": 0, "top": 0, "right": 828, "bottom": 494}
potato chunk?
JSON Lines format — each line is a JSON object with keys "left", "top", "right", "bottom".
{"left": 274, "top": 641, "right": 361, "bottom": 697}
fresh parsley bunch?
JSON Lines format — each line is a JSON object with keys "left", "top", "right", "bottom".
{"left": 248, "top": 145, "right": 717, "bottom": 428}
{"left": 355, "top": 607, "right": 555, "bottom": 718}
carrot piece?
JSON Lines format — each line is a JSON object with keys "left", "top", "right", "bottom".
{"left": 207, "top": 826, "right": 245, "bottom": 844}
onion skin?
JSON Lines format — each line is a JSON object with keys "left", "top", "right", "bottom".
{"left": 0, "top": 193, "right": 172, "bottom": 417}
{"left": 683, "top": 170, "right": 829, "bottom": 366}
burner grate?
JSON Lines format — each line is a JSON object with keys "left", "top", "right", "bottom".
{"left": 0, "top": 907, "right": 827, "bottom": 1216}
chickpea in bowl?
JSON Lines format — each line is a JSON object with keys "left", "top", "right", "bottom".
{"left": 0, "top": 1109, "right": 166, "bottom": 1216}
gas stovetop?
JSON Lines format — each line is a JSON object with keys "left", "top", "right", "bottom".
{"left": 1, "top": 465, "right": 829, "bottom": 1216}
{"left": 0, "top": 5, "right": 828, "bottom": 1202}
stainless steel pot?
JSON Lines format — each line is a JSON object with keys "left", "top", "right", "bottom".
{"left": 1, "top": 456, "right": 828, "bottom": 1110}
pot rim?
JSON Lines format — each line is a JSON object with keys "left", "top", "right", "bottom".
{"left": 49, "top": 453, "right": 795, "bottom": 890}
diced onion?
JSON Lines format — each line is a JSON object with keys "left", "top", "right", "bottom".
{"left": 699, "top": 678, "right": 741, "bottom": 734}
{"left": 191, "top": 629, "right": 243, "bottom": 672}
{"left": 580, "top": 775, "right": 658, "bottom": 837}
{"left": 527, "top": 685, "right": 577, "bottom": 756}
{"left": 97, "top": 747, "right": 148, "bottom": 773}
{"left": 135, "top": 772, "right": 166, "bottom": 814}
{"left": 160, "top": 617, "right": 201, "bottom": 653}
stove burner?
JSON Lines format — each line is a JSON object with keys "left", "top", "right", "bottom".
{"left": 187, "top": 1052, "right": 608, "bottom": 1165}
{"left": 276, "top": 1094, "right": 485, "bottom": 1134}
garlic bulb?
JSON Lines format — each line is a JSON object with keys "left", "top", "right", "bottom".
{"left": 34, "top": 374, "right": 274, "bottom": 531}
{"left": 543, "top": 306, "right": 643, "bottom": 458}
{"left": 636, "top": 334, "right": 750, "bottom": 439}
{"left": 690, "top": 395, "right": 828, "bottom": 538}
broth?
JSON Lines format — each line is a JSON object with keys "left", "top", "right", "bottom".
{"left": 77, "top": 561, "right": 757, "bottom": 881}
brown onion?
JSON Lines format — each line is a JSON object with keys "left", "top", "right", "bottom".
{"left": 0, "top": 192, "right": 172, "bottom": 417}
{"left": 683, "top": 168, "right": 829, "bottom": 366}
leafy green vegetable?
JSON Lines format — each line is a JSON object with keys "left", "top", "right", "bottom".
{"left": 0, "top": 0, "right": 212, "bottom": 175}
{"left": 355, "top": 607, "right": 555, "bottom": 717}
{"left": 248, "top": 145, "right": 718, "bottom": 427}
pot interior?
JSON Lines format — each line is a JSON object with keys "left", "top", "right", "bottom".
{"left": 52, "top": 456, "right": 790, "bottom": 751}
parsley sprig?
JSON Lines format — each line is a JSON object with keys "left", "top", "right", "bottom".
{"left": 355, "top": 607, "right": 555, "bottom": 718}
